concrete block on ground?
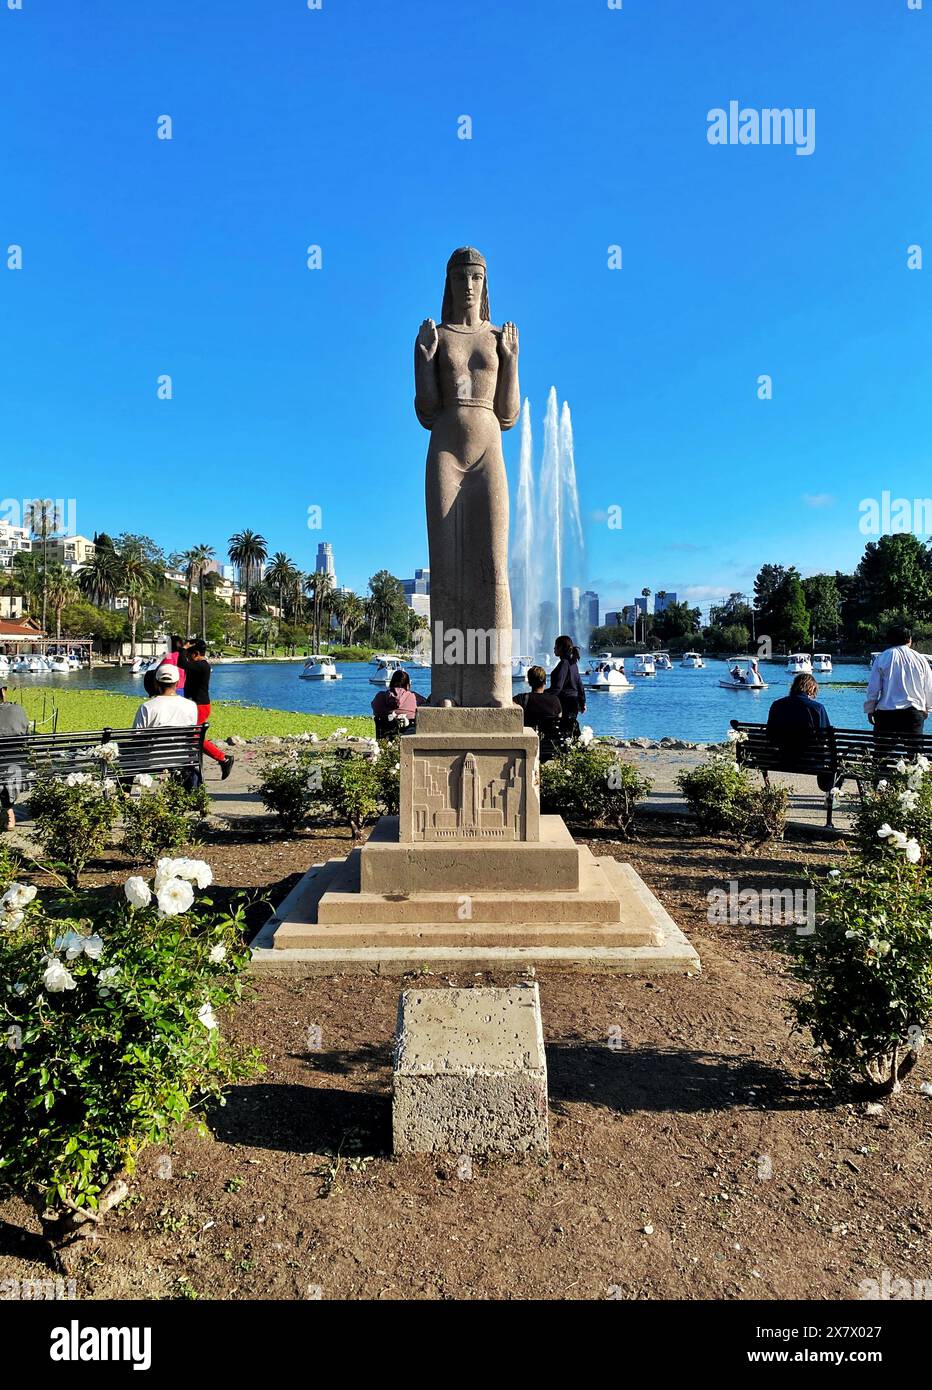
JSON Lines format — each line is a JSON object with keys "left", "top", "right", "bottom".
{"left": 392, "top": 984, "right": 549, "bottom": 1156}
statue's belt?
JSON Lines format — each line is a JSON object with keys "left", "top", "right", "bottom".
{"left": 447, "top": 398, "right": 496, "bottom": 411}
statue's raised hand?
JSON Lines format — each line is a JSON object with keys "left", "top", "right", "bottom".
{"left": 417, "top": 318, "right": 439, "bottom": 361}
{"left": 499, "top": 321, "right": 518, "bottom": 359}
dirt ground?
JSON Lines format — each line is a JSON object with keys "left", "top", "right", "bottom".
{"left": 1, "top": 817, "right": 930, "bottom": 1301}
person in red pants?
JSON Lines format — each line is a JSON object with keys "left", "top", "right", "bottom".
{"left": 178, "top": 639, "right": 234, "bottom": 779}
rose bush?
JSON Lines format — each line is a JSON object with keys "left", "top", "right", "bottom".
{"left": 0, "top": 858, "right": 261, "bottom": 1269}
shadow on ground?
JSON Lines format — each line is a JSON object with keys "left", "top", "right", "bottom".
{"left": 207, "top": 1080, "right": 392, "bottom": 1157}
{"left": 546, "top": 1040, "right": 835, "bottom": 1116}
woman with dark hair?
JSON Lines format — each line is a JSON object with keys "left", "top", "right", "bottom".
{"left": 550, "top": 635, "right": 586, "bottom": 739}
{"left": 371, "top": 669, "right": 426, "bottom": 737}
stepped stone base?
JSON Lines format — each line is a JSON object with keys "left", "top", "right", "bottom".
{"left": 253, "top": 845, "right": 700, "bottom": 975}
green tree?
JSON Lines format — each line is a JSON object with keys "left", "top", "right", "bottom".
{"left": 801, "top": 573, "right": 842, "bottom": 647}
{"left": 45, "top": 565, "right": 80, "bottom": 639}
{"left": 227, "top": 530, "right": 268, "bottom": 655}
{"left": 853, "top": 534, "right": 932, "bottom": 635}
{"left": 365, "top": 570, "right": 406, "bottom": 644}
{"left": 105, "top": 540, "right": 158, "bottom": 658}
{"left": 24, "top": 499, "right": 63, "bottom": 633}
{"left": 652, "top": 600, "right": 702, "bottom": 643}
{"left": 754, "top": 565, "right": 809, "bottom": 649}
{"left": 77, "top": 541, "right": 120, "bottom": 608}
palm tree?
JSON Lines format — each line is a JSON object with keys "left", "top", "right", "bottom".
{"left": 46, "top": 565, "right": 80, "bottom": 639}
{"left": 78, "top": 541, "right": 120, "bottom": 608}
{"left": 343, "top": 594, "right": 365, "bottom": 646}
{"left": 24, "top": 499, "right": 63, "bottom": 634}
{"left": 366, "top": 570, "right": 403, "bottom": 644}
{"left": 266, "top": 552, "right": 295, "bottom": 649}
{"left": 313, "top": 571, "right": 334, "bottom": 650}
{"left": 11, "top": 551, "right": 42, "bottom": 618}
{"left": 180, "top": 548, "right": 201, "bottom": 635}
{"left": 116, "top": 542, "right": 157, "bottom": 659}
{"left": 189, "top": 543, "right": 215, "bottom": 639}
{"left": 227, "top": 530, "right": 268, "bottom": 655}
{"left": 640, "top": 587, "right": 652, "bottom": 646}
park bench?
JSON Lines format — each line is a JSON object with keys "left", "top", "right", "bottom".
{"left": 0, "top": 723, "right": 208, "bottom": 799}
{"left": 730, "top": 719, "right": 932, "bottom": 828}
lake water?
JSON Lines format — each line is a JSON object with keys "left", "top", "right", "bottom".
{"left": 19, "top": 658, "right": 874, "bottom": 744}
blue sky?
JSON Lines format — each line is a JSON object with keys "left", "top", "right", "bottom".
{"left": 2, "top": 0, "right": 930, "bottom": 620}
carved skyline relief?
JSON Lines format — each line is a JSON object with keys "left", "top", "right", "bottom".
{"left": 411, "top": 749, "right": 527, "bottom": 841}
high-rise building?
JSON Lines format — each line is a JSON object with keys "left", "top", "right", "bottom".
{"left": 402, "top": 567, "right": 430, "bottom": 622}
{"left": 654, "top": 591, "right": 678, "bottom": 614}
{"left": 315, "top": 542, "right": 336, "bottom": 584}
{"left": 580, "top": 590, "right": 600, "bottom": 627}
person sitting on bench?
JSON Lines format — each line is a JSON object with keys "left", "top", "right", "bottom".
{"left": 0, "top": 681, "right": 28, "bottom": 832}
{"left": 514, "top": 665, "right": 563, "bottom": 762}
{"left": 133, "top": 663, "right": 199, "bottom": 728}
{"left": 371, "top": 669, "right": 425, "bottom": 737}
{"left": 767, "top": 673, "right": 833, "bottom": 790}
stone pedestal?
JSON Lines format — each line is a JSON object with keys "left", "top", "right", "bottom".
{"left": 260, "top": 707, "right": 700, "bottom": 975}
{"left": 392, "top": 984, "right": 549, "bottom": 1156}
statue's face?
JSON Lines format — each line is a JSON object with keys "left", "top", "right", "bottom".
{"left": 449, "top": 264, "right": 485, "bottom": 315}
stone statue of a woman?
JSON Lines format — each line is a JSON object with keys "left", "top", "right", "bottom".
{"left": 414, "top": 247, "right": 519, "bottom": 707}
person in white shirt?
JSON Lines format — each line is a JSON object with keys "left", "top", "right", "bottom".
{"left": 864, "top": 624, "right": 932, "bottom": 734}
{"left": 133, "top": 664, "right": 199, "bottom": 729}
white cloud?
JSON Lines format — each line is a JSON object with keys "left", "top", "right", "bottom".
{"left": 803, "top": 493, "right": 836, "bottom": 509}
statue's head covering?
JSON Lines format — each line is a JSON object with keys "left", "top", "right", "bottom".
{"left": 442, "top": 246, "right": 490, "bottom": 324}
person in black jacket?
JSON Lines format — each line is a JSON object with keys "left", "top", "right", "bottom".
{"left": 514, "top": 665, "right": 562, "bottom": 761}
{"left": 767, "top": 674, "right": 833, "bottom": 791}
{"left": 549, "top": 635, "right": 586, "bottom": 740}
{"left": 177, "top": 639, "right": 235, "bottom": 779}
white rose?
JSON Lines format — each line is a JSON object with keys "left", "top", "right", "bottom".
{"left": 828, "top": 869, "right": 840, "bottom": 878}
{"left": 154, "top": 857, "right": 184, "bottom": 890}
{"left": 877, "top": 823, "right": 894, "bottom": 839}
{"left": 43, "top": 960, "right": 77, "bottom": 993}
{"left": 124, "top": 875, "right": 152, "bottom": 908}
{"left": 1, "top": 910, "right": 24, "bottom": 931}
{"left": 173, "top": 859, "right": 213, "bottom": 890}
{"left": 877, "top": 780, "right": 888, "bottom": 791}
{"left": 156, "top": 877, "right": 195, "bottom": 917}
{"left": 95, "top": 741, "right": 121, "bottom": 763}
{"left": 2, "top": 883, "right": 37, "bottom": 911}
{"left": 83, "top": 935, "right": 105, "bottom": 960}
{"left": 208, "top": 944, "right": 227, "bottom": 964}
{"left": 197, "top": 1002, "right": 218, "bottom": 1030}
{"left": 309, "top": 732, "right": 319, "bottom": 743}
{"left": 580, "top": 726, "right": 594, "bottom": 746}
{"left": 134, "top": 773, "right": 154, "bottom": 789}
{"left": 904, "top": 839, "right": 922, "bottom": 864}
